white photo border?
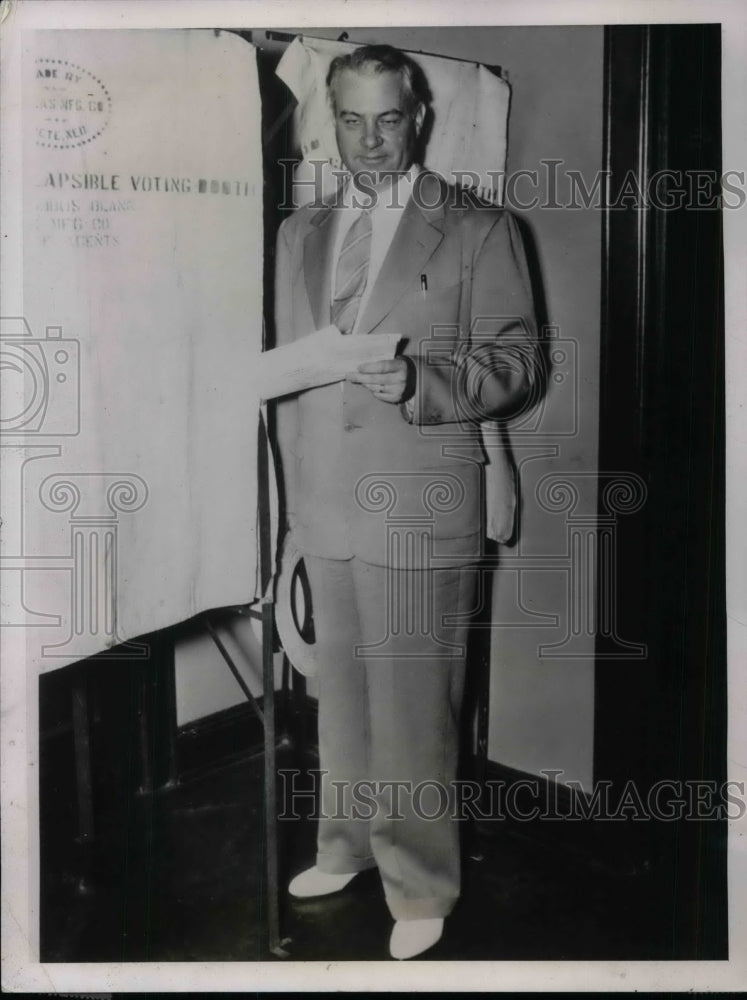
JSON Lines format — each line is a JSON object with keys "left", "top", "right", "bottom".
{"left": 1, "top": 0, "right": 744, "bottom": 992}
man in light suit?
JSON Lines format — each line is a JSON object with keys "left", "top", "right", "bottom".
{"left": 274, "top": 44, "right": 539, "bottom": 959}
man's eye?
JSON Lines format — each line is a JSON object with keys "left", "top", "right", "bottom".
{"left": 379, "top": 117, "right": 402, "bottom": 128}
{"left": 342, "top": 116, "right": 361, "bottom": 127}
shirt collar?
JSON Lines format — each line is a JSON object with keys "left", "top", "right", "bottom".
{"left": 340, "top": 164, "right": 422, "bottom": 212}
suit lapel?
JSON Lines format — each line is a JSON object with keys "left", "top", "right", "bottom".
{"left": 357, "top": 172, "right": 447, "bottom": 336}
{"left": 303, "top": 205, "right": 336, "bottom": 329}
{"left": 301, "top": 172, "right": 448, "bottom": 334}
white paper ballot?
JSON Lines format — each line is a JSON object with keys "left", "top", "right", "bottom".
{"left": 254, "top": 326, "right": 402, "bottom": 399}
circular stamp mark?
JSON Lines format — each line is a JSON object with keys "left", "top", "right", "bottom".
{"left": 35, "top": 58, "right": 112, "bottom": 150}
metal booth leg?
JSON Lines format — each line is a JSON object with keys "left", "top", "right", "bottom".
{"left": 262, "top": 597, "right": 291, "bottom": 958}
{"left": 202, "top": 409, "right": 291, "bottom": 957}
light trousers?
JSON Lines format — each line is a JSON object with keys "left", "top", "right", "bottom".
{"left": 303, "top": 554, "right": 478, "bottom": 920}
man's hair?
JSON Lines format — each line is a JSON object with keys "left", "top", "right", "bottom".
{"left": 325, "top": 44, "right": 431, "bottom": 115}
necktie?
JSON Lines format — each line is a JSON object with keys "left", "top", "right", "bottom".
{"left": 331, "top": 209, "right": 372, "bottom": 335}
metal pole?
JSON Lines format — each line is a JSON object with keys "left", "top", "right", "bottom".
{"left": 262, "top": 597, "right": 289, "bottom": 958}
{"left": 258, "top": 407, "right": 291, "bottom": 958}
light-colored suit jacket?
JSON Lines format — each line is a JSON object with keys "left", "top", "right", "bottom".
{"left": 274, "top": 171, "right": 539, "bottom": 567}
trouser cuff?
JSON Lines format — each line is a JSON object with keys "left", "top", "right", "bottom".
{"left": 316, "top": 851, "right": 377, "bottom": 875}
{"left": 385, "top": 894, "right": 460, "bottom": 920}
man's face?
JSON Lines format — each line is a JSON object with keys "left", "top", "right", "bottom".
{"left": 332, "top": 68, "right": 424, "bottom": 191}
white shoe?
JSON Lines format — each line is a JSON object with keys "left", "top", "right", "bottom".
{"left": 389, "top": 918, "right": 444, "bottom": 960}
{"left": 288, "top": 865, "right": 358, "bottom": 899}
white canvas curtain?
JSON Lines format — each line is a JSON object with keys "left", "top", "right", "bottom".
{"left": 15, "top": 29, "right": 265, "bottom": 672}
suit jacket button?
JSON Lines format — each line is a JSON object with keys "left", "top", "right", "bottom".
{"left": 344, "top": 422, "right": 355, "bottom": 432}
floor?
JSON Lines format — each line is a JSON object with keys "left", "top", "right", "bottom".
{"left": 39, "top": 675, "right": 662, "bottom": 963}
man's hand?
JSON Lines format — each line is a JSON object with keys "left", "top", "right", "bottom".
{"left": 346, "top": 357, "right": 415, "bottom": 404}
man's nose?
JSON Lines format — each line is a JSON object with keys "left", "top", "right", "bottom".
{"left": 361, "top": 122, "right": 383, "bottom": 149}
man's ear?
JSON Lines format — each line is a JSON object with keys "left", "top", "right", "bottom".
{"left": 414, "top": 103, "right": 425, "bottom": 136}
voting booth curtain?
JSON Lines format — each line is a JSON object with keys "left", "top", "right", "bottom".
{"left": 15, "top": 29, "right": 265, "bottom": 673}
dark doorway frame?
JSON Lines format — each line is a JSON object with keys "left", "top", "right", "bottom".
{"left": 594, "top": 23, "right": 727, "bottom": 958}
